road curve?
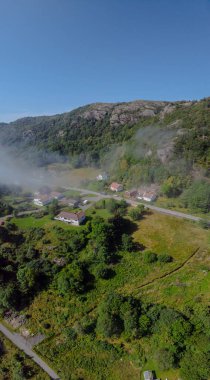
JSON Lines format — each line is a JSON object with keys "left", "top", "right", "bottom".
{"left": 65, "top": 186, "right": 207, "bottom": 223}
{"left": 0, "top": 187, "right": 205, "bottom": 224}
{"left": 0, "top": 323, "right": 60, "bottom": 380}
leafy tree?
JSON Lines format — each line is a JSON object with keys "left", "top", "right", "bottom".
{"left": 181, "top": 180, "right": 210, "bottom": 212}
{"left": 139, "top": 314, "right": 151, "bottom": 337}
{"left": 0, "top": 283, "right": 16, "bottom": 313}
{"left": 93, "top": 263, "right": 113, "bottom": 279}
{"left": 161, "top": 176, "right": 190, "bottom": 197}
{"left": 48, "top": 199, "right": 59, "bottom": 217}
{"left": 56, "top": 262, "right": 85, "bottom": 295}
{"left": 96, "top": 293, "right": 125, "bottom": 338}
{"left": 180, "top": 351, "right": 210, "bottom": 380}
{"left": 121, "top": 233, "right": 135, "bottom": 252}
{"left": 17, "top": 265, "right": 37, "bottom": 293}
{"left": 129, "top": 205, "right": 144, "bottom": 221}
{"left": 154, "top": 348, "right": 175, "bottom": 371}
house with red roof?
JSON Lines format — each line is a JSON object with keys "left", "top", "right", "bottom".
{"left": 110, "top": 182, "right": 123, "bottom": 192}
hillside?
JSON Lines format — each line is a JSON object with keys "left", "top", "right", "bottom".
{"left": 1, "top": 98, "right": 209, "bottom": 166}
{"left": 0, "top": 98, "right": 210, "bottom": 214}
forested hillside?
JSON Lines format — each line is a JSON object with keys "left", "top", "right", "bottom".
{"left": 0, "top": 98, "right": 209, "bottom": 169}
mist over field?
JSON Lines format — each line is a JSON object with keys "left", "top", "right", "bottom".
{"left": 0, "top": 145, "right": 54, "bottom": 189}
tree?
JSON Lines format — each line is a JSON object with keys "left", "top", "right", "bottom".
{"left": 93, "top": 263, "right": 113, "bottom": 279}
{"left": 154, "top": 348, "right": 175, "bottom": 371}
{"left": 121, "top": 233, "right": 135, "bottom": 252}
{"left": 139, "top": 314, "right": 150, "bottom": 337}
{"left": 48, "top": 199, "right": 59, "bottom": 217}
{"left": 161, "top": 176, "right": 187, "bottom": 197}
{"left": 129, "top": 205, "right": 144, "bottom": 221}
{"left": 96, "top": 293, "right": 124, "bottom": 338}
{"left": 90, "top": 217, "right": 116, "bottom": 263}
{"left": 17, "top": 265, "right": 37, "bottom": 293}
{"left": 180, "top": 348, "right": 210, "bottom": 380}
{"left": 12, "top": 208, "right": 19, "bottom": 217}
{"left": 56, "top": 262, "right": 84, "bottom": 295}
{"left": 0, "top": 284, "right": 16, "bottom": 313}
{"left": 181, "top": 180, "right": 210, "bottom": 212}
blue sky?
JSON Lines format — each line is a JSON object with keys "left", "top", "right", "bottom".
{"left": 0, "top": 0, "right": 210, "bottom": 122}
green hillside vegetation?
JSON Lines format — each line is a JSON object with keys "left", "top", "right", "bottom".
{"left": 0, "top": 98, "right": 210, "bottom": 378}
{"left": 0, "top": 98, "right": 209, "bottom": 170}
{"left": 0, "top": 199, "right": 210, "bottom": 380}
{"left": 1, "top": 98, "right": 210, "bottom": 214}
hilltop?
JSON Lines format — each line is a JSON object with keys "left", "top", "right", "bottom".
{"left": 0, "top": 98, "right": 207, "bottom": 165}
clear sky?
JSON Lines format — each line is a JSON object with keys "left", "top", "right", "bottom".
{"left": 0, "top": 0, "right": 210, "bottom": 122}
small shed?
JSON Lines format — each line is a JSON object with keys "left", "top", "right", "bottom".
{"left": 143, "top": 371, "right": 153, "bottom": 380}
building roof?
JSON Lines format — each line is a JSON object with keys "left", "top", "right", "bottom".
{"left": 143, "top": 191, "right": 156, "bottom": 198}
{"left": 56, "top": 211, "right": 85, "bottom": 221}
{"left": 51, "top": 191, "right": 63, "bottom": 198}
{"left": 110, "top": 182, "right": 123, "bottom": 190}
{"left": 34, "top": 194, "right": 52, "bottom": 202}
{"left": 143, "top": 371, "right": 153, "bottom": 380}
{"left": 125, "top": 189, "right": 137, "bottom": 196}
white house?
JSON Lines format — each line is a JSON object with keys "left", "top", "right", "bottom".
{"left": 54, "top": 211, "right": 86, "bottom": 226}
{"left": 97, "top": 173, "right": 108, "bottom": 181}
{"left": 50, "top": 192, "right": 64, "bottom": 200}
{"left": 33, "top": 194, "right": 53, "bottom": 206}
{"left": 137, "top": 191, "right": 157, "bottom": 202}
{"left": 142, "top": 191, "right": 157, "bottom": 202}
{"left": 110, "top": 182, "right": 123, "bottom": 192}
{"left": 33, "top": 191, "right": 64, "bottom": 206}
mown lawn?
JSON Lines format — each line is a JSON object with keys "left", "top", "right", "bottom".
{"left": 11, "top": 215, "right": 83, "bottom": 231}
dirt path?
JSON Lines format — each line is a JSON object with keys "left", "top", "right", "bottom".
{"left": 134, "top": 247, "right": 200, "bottom": 292}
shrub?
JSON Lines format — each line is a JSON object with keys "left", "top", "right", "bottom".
{"left": 154, "top": 348, "right": 175, "bottom": 370}
{"left": 158, "top": 254, "right": 173, "bottom": 263}
{"left": 144, "top": 250, "right": 158, "bottom": 263}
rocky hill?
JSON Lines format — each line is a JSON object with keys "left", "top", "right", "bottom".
{"left": 0, "top": 98, "right": 209, "bottom": 171}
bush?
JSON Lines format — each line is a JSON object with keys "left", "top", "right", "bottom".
{"left": 154, "top": 348, "right": 175, "bottom": 370}
{"left": 144, "top": 250, "right": 158, "bottom": 263}
{"left": 94, "top": 264, "right": 113, "bottom": 279}
{"left": 198, "top": 219, "right": 209, "bottom": 229}
{"left": 181, "top": 180, "right": 210, "bottom": 212}
{"left": 158, "top": 254, "right": 173, "bottom": 263}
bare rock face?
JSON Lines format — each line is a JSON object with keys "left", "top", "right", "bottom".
{"left": 109, "top": 101, "right": 164, "bottom": 126}
{"left": 22, "top": 129, "right": 35, "bottom": 141}
{"left": 157, "top": 144, "right": 174, "bottom": 163}
{"left": 81, "top": 103, "right": 114, "bottom": 121}
{"left": 79, "top": 100, "right": 169, "bottom": 126}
